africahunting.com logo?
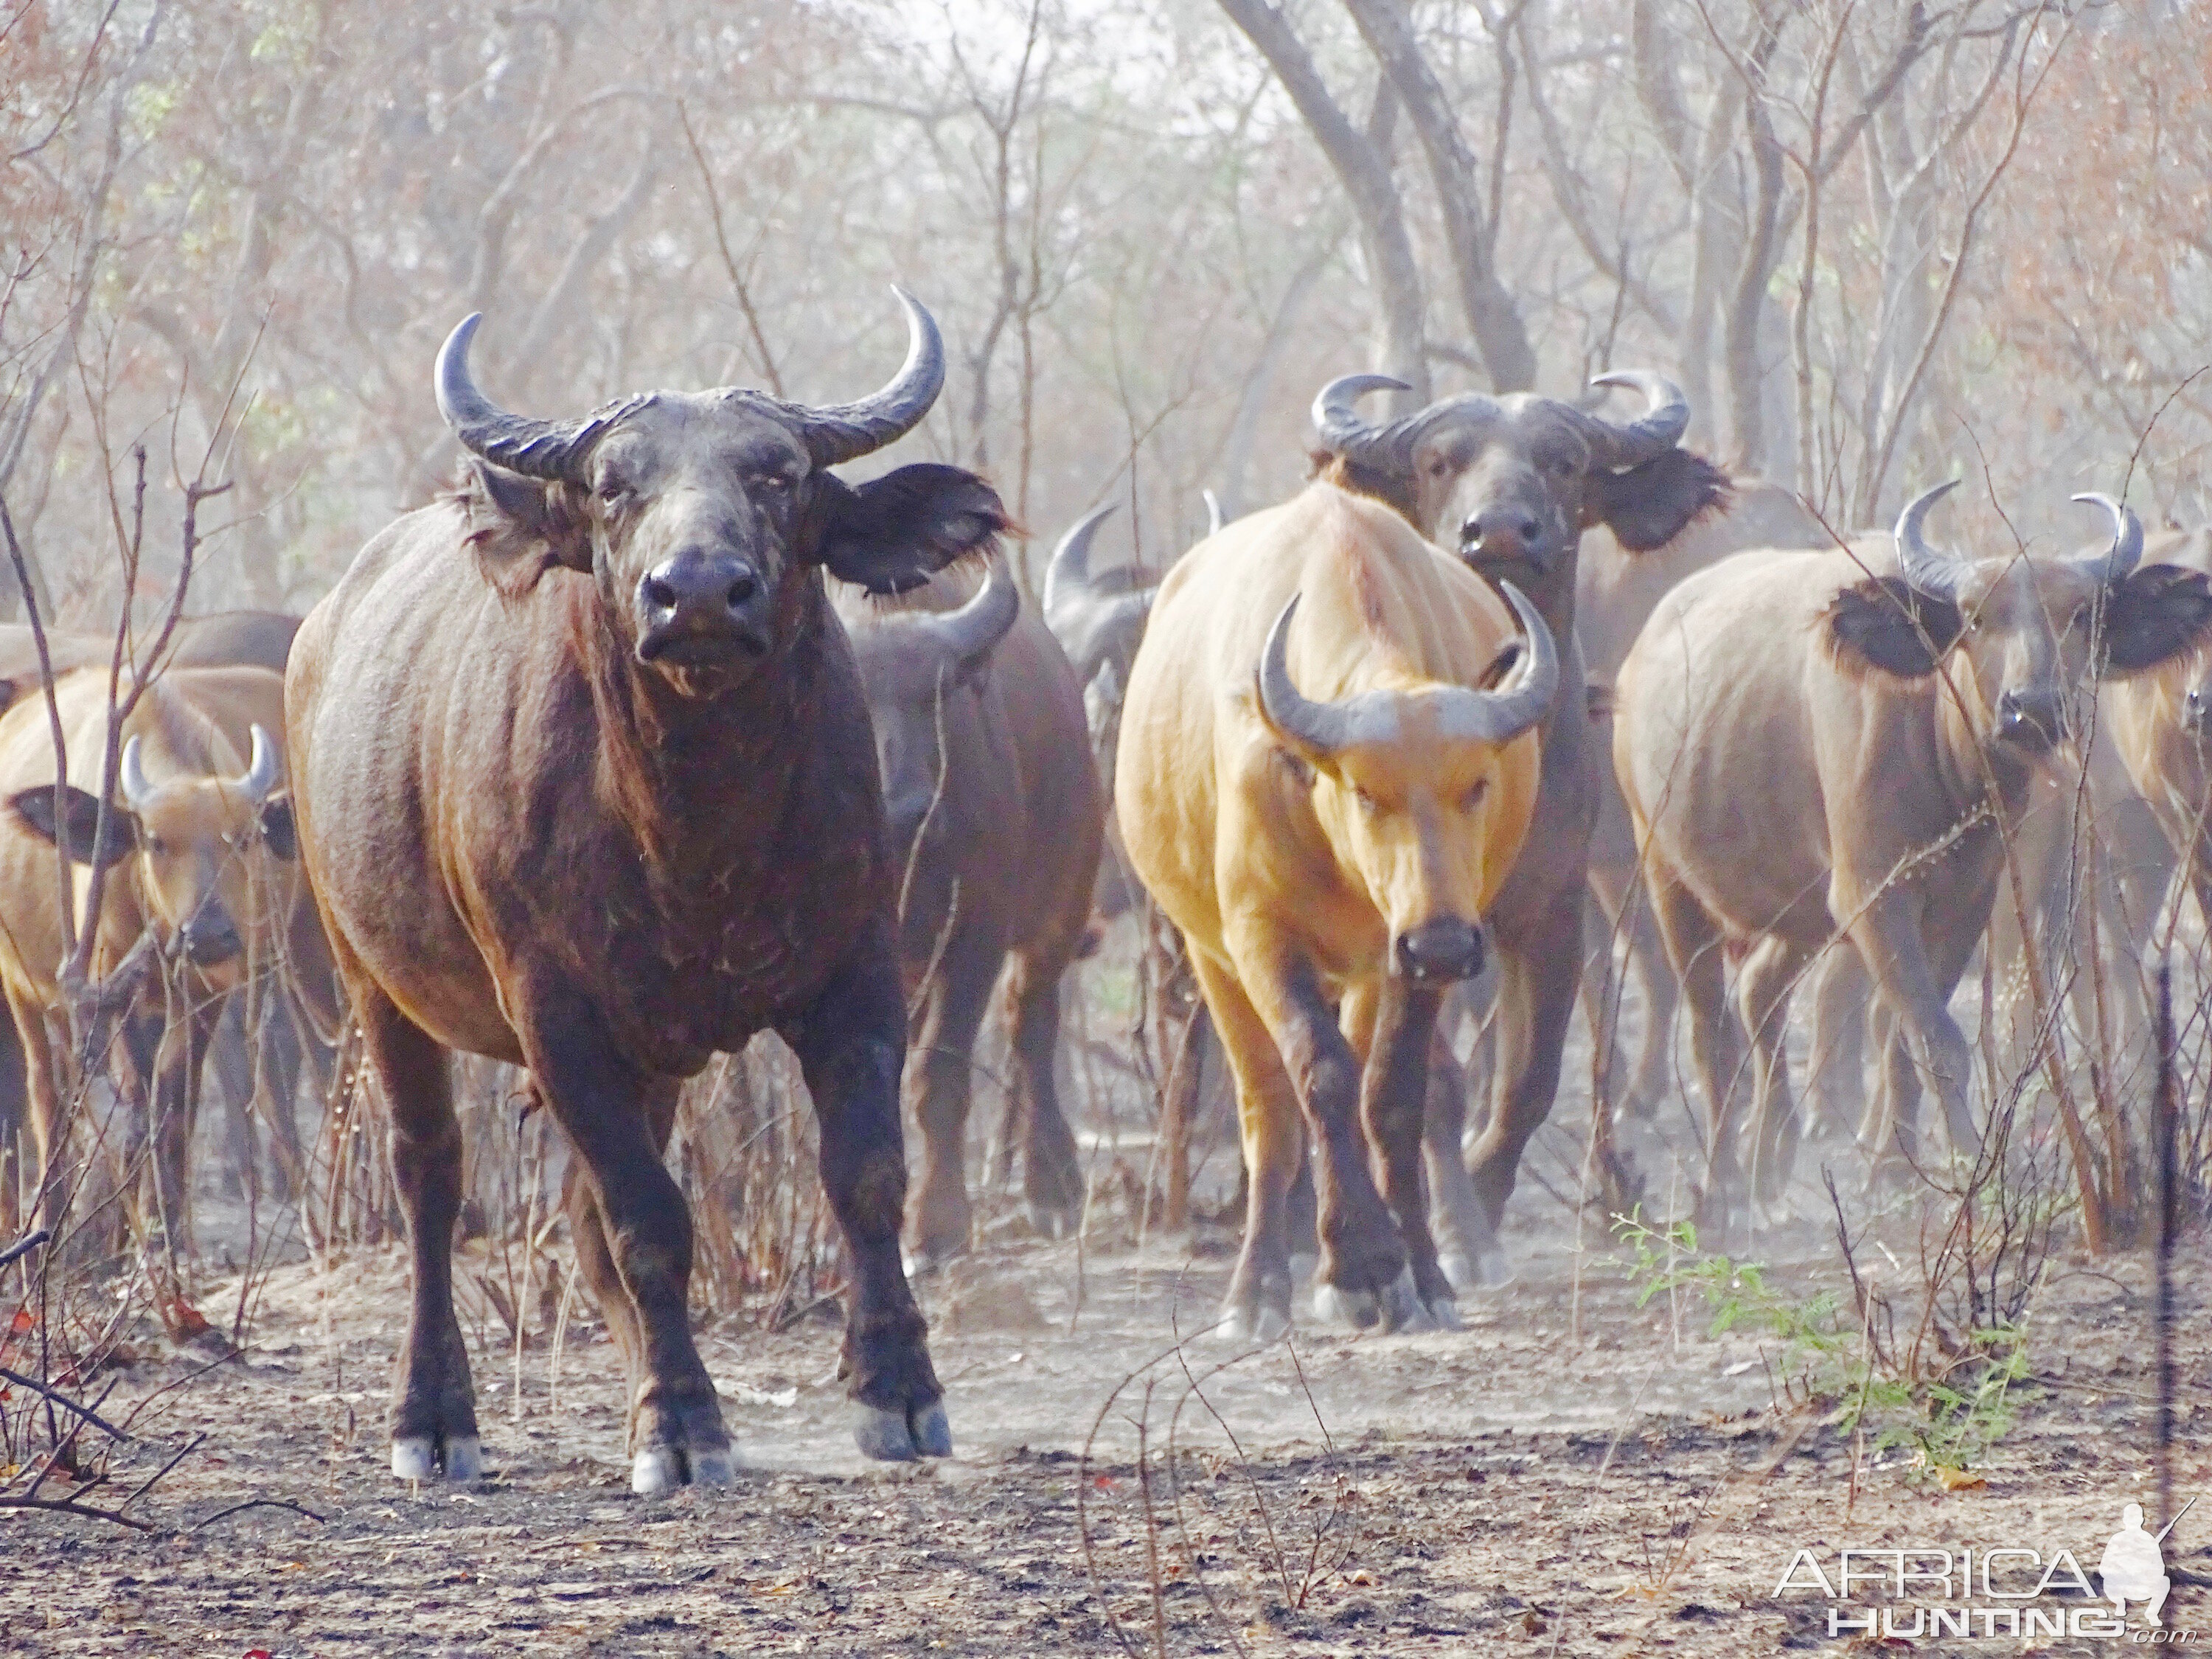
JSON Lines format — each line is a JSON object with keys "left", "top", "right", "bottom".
{"left": 1775, "top": 1499, "right": 2195, "bottom": 1643}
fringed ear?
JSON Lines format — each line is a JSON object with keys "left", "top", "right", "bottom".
{"left": 9, "top": 784, "right": 137, "bottom": 868}
{"left": 1824, "top": 575, "right": 1964, "bottom": 679}
{"left": 2101, "top": 564, "right": 2212, "bottom": 678}
{"left": 813, "top": 464, "right": 1014, "bottom": 596}
{"left": 1587, "top": 451, "right": 1732, "bottom": 552}
{"left": 463, "top": 462, "right": 591, "bottom": 598}
{"left": 1309, "top": 452, "right": 1421, "bottom": 527}
{"left": 258, "top": 794, "right": 298, "bottom": 861}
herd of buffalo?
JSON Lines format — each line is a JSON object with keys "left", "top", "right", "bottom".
{"left": 2, "top": 289, "right": 2209, "bottom": 1495}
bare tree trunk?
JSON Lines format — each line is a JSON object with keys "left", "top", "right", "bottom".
{"left": 1340, "top": 0, "right": 1536, "bottom": 392}
{"left": 1217, "top": 0, "right": 1430, "bottom": 406}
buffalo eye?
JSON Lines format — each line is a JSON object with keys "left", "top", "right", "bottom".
{"left": 1460, "top": 779, "right": 1489, "bottom": 812}
{"left": 145, "top": 835, "right": 167, "bottom": 855}
{"left": 595, "top": 479, "right": 629, "bottom": 507}
{"left": 1350, "top": 785, "right": 1380, "bottom": 814}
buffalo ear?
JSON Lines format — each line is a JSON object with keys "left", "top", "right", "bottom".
{"left": 464, "top": 461, "right": 591, "bottom": 594}
{"left": 1825, "top": 576, "right": 1962, "bottom": 679}
{"left": 8, "top": 785, "right": 137, "bottom": 868}
{"left": 2101, "top": 563, "right": 2212, "bottom": 677}
{"left": 1588, "top": 450, "right": 1732, "bottom": 553}
{"left": 258, "top": 794, "right": 298, "bottom": 861}
{"left": 814, "top": 464, "right": 1013, "bottom": 596}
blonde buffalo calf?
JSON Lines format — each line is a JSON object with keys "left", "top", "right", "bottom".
{"left": 1116, "top": 483, "right": 1554, "bottom": 1341}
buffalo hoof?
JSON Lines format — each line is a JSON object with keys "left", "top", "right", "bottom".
{"left": 1437, "top": 1251, "right": 1478, "bottom": 1294}
{"left": 630, "top": 1439, "right": 734, "bottom": 1496}
{"left": 854, "top": 1397, "right": 954, "bottom": 1462}
{"left": 1377, "top": 1266, "right": 1430, "bottom": 1333}
{"left": 1425, "top": 1295, "right": 1463, "bottom": 1332}
{"left": 391, "top": 1435, "right": 481, "bottom": 1483}
{"left": 1443, "top": 1243, "right": 1513, "bottom": 1290}
{"left": 1208, "top": 1301, "right": 1289, "bottom": 1346}
{"left": 1027, "top": 1201, "right": 1079, "bottom": 1242}
{"left": 1312, "top": 1280, "right": 1379, "bottom": 1329}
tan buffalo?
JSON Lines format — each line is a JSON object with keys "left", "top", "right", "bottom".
{"left": 0, "top": 665, "right": 307, "bottom": 1239}
{"left": 1615, "top": 484, "right": 2210, "bottom": 1220}
{"left": 1116, "top": 481, "right": 1554, "bottom": 1340}
{"left": 2103, "top": 529, "right": 2212, "bottom": 919}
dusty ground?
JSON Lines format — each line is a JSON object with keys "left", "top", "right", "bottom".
{"left": 4, "top": 1185, "right": 2208, "bottom": 1658}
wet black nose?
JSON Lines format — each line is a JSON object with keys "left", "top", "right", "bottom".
{"left": 1997, "top": 687, "right": 2065, "bottom": 748}
{"left": 179, "top": 913, "right": 242, "bottom": 967}
{"left": 636, "top": 550, "right": 767, "bottom": 661}
{"left": 1392, "top": 918, "right": 1484, "bottom": 983}
{"left": 1459, "top": 509, "right": 1545, "bottom": 568}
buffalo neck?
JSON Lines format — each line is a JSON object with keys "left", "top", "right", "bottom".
{"left": 568, "top": 570, "right": 824, "bottom": 880}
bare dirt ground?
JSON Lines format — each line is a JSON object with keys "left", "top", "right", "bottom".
{"left": 5, "top": 1190, "right": 2208, "bottom": 1659}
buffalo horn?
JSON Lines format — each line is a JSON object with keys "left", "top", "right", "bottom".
{"left": 435, "top": 314, "right": 627, "bottom": 481}
{"left": 119, "top": 735, "right": 156, "bottom": 813}
{"left": 1894, "top": 479, "right": 1967, "bottom": 602}
{"left": 791, "top": 288, "right": 946, "bottom": 467}
{"left": 1429, "top": 582, "right": 1559, "bottom": 745}
{"left": 919, "top": 549, "right": 1020, "bottom": 672}
{"left": 2068, "top": 492, "right": 2144, "bottom": 588}
{"left": 1585, "top": 370, "right": 1691, "bottom": 467}
{"left": 236, "top": 724, "right": 279, "bottom": 804}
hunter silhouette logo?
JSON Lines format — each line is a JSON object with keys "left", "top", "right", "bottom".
{"left": 1775, "top": 1497, "right": 2197, "bottom": 1642}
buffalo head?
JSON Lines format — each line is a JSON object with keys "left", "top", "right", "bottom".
{"left": 439, "top": 291, "right": 1007, "bottom": 692}
{"left": 1309, "top": 372, "right": 1728, "bottom": 612}
{"left": 9, "top": 723, "right": 294, "bottom": 984}
{"left": 1253, "top": 584, "right": 1558, "bottom": 984}
{"left": 1826, "top": 483, "right": 2212, "bottom": 756}
{"left": 842, "top": 551, "right": 1021, "bottom": 858}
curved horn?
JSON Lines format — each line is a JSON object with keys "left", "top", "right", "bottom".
{"left": 1431, "top": 582, "right": 1560, "bottom": 745}
{"left": 1893, "top": 479, "right": 1966, "bottom": 602}
{"left": 793, "top": 287, "right": 945, "bottom": 467}
{"left": 1043, "top": 504, "right": 1119, "bottom": 630}
{"left": 1586, "top": 370, "right": 1690, "bottom": 467}
{"left": 235, "top": 724, "right": 279, "bottom": 805}
{"left": 119, "top": 735, "right": 156, "bottom": 813}
{"left": 920, "top": 551, "right": 1020, "bottom": 672}
{"left": 1203, "top": 489, "right": 1225, "bottom": 538}
{"left": 1312, "top": 373, "right": 1413, "bottom": 469}
{"left": 435, "top": 314, "right": 610, "bottom": 481}
{"left": 1257, "top": 596, "right": 1391, "bottom": 758}
{"left": 2069, "top": 492, "right": 2144, "bottom": 588}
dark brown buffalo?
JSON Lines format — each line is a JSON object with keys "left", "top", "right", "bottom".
{"left": 287, "top": 293, "right": 990, "bottom": 1493}
{"left": 832, "top": 551, "right": 1104, "bottom": 1264}
{"left": 1305, "top": 371, "right": 1725, "bottom": 1287}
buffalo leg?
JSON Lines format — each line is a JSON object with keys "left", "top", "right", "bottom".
{"left": 560, "top": 1075, "right": 700, "bottom": 1483}
{"left": 1840, "top": 888, "right": 1979, "bottom": 1171}
{"left": 1806, "top": 945, "right": 1869, "bottom": 1142}
{"left": 513, "top": 979, "right": 728, "bottom": 1494}
{"left": 1464, "top": 897, "right": 1586, "bottom": 1279}
{"left": 1644, "top": 868, "right": 1751, "bottom": 1227}
{"left": 7, "top": 989, "right": 70, "bottom": 1237}
{"left": 904, "top": 928, "right": 998, "bottom": 1270}
{"left": 1343, "top": 979, "right": 1453, "bottom": 1329}
{"left": 1422, "top": 1021, "right": 1489, "bottom": 1293}
{"left": 357, "top": 983, "right": 481, "bottom": 1482}
{"left": 1189, "top": 948, "right": 1301, "bottom": 1341}
{"left": 1002, "top": 949, "right": 1085, "bottom": 1241}
{"left": 1239, "top": 949, "right": 1404, "bottom": 1329}
{"left": 1735, "top": 933, "right": 1813, "bottom": 1218}
{"left": 781, "top": 919, "right": 947, "bottom": 1463}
